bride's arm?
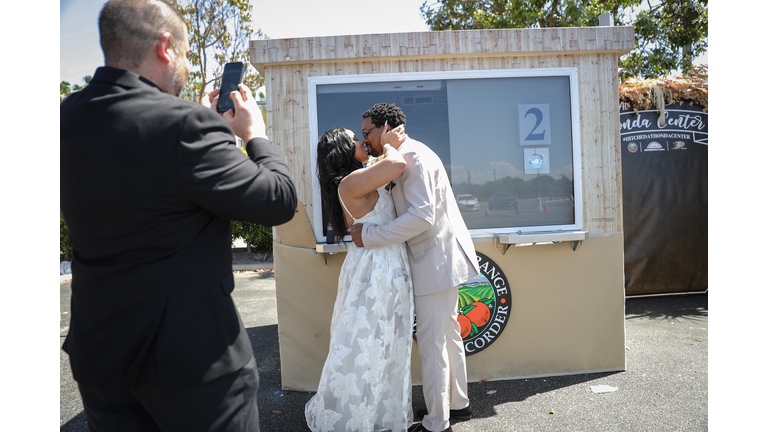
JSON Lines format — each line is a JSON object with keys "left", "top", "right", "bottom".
{"left": 339, "top": 125, "right": 406, "bottom": 200}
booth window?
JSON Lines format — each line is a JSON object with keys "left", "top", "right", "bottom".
{"left": 309, "top": 69, "right": 583, "bottom": 244}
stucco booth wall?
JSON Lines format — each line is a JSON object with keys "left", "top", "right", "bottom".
{"left": 273, "top": 235, "right": 626, "bottom": 391}
{"left": 251, "top": 27, "right": 634, "bottom": 391}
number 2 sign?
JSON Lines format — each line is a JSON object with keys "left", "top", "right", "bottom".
{"left": 518, "top": 104, "right": 551, "bottom": 146}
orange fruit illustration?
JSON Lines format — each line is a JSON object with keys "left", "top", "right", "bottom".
{"left": 465, "top": 301, "right": 491, "bottom": 328}
{"left": 458, "top": 314, "right": 472, "bottom": 338}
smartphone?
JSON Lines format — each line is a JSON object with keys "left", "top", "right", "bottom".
{"left": 216, "top": 62, "right": 245, "bottom": 113}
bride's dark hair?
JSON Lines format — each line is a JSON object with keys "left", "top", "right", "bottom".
{"left": 316, "top": 128, "right": 365, "bottom": 244}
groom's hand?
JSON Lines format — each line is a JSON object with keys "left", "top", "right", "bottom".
{"left": 349, "top": 224, "right": 364, "bottom": 247}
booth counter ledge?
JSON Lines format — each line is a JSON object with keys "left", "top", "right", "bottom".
{"left": 315, "top": 229, "right": 590, "bottom": 255}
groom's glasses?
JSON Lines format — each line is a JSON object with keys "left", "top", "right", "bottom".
{"left": 362, "top": 125, "right": 380, "bottom": 140}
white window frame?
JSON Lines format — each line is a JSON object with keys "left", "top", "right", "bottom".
{"left": 308, "top": 68, "right": 584, "bottom": 247}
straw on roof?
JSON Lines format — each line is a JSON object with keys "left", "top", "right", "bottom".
{"left": 619, "top": 65, "right": 708, "bottom": 113}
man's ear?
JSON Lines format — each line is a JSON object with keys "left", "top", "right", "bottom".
{"left": 155, "top": 32, "right": 174, "bottom": 64}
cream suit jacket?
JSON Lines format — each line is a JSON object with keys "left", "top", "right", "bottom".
{"left": 361, "top": 137, "right": 480, "bottom": 296}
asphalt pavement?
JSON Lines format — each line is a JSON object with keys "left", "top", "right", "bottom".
{"left": 60, "top": 270, "right": 708, "bottom": 432}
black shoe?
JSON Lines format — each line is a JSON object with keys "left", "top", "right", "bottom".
{"left": 415, "top": 404, "right": 472, "bottom": 421}
{"left": 408, "top": 424, "right": 453, "bottom": 432}
{"left": 449, "top": 405, "right": 472, "bottom": 421}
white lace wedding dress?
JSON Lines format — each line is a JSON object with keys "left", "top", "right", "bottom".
{"left": 305, "top": 188, "right": 414, "bottom": 432}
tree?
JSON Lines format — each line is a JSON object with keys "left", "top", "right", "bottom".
{"left": 167, "top": 0, "right": 268, "bottom": 102}
{"left": 624, "top": 0, "right": 707, "bottom": 79}
{"left": 231, "top": 221, "right": 273, "bottom": 252}
{"left": 60, "top": 213, "right": 72, "bottom": 259}
{"left": 60, "top": 75, "right": 92, "bottom": 101}
{"left": 419, "top": 0, "right": 707, "bottom": 79}
{"left": 60, "top": 81, "right": 71, "bottom": 100}
{"left": 420, "top": 0, "right": 628, "bottom": 29}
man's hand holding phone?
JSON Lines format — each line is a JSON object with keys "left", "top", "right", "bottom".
{"left": 224, "top": 84, "right": 267, "bottom": 142}
{"left": 202, "top": 84, "right": 267, "bottom": 143}
{"left": 216, "top": 62, "right": 245, "bottom": 113}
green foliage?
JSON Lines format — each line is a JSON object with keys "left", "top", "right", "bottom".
{"left": 258, "top": 91, "right": 267, "bottom": 125}
{"left": 60, "top": 81, "right": 72, "bottom": 100}
{"left": 420, "top": 0, "right": 708, "bottom": 79}
{"left": 231, "top": 221, "right": 273, "bottom": 251}
{"left": 166, "top": 0, "right": 269, "bottom": 102}
{"left": 459, "top": 284, "right": 494, "bottom": 309}
{"left": 621, "top": 0, "right": 708, "bottom": 79}
{"left": 60, "top": 213, "right": 72, "bottom": 259}
{"left": 60, "top": 75, "right": 92, "bottom": 101}
{"left": 232, "top": 147, "right": 272, "bottom": 250}
{"left": 420, "top": 0, "right": 622, "bottom": 30}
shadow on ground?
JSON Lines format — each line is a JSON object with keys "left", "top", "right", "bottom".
{"left": 62, "top": 293, "right": 708, "bottom": 431}
{"left": 625, "top": 293, "right": 708, "bottom": 321}
{"left": 61, "top": 412, "right": 88, "bottom": 431}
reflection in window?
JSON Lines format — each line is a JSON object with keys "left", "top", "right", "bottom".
{"left": 314, "top": 72, "right": 579, "bottom": 235}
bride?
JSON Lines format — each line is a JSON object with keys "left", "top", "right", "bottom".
{"left": 306, "top": 125, "right": 413, "bottom": 432}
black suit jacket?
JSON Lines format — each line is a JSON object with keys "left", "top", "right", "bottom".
{"left": 60, "top": 67, "right": 297, "bottom": 393}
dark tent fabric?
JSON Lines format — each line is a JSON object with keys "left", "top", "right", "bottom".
{"left": 620, "top": 102, "right": 708, "bottom": 296}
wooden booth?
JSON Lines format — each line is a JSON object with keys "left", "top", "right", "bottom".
{"left": 250, "top": 26, "right": 635, "bottom": 391}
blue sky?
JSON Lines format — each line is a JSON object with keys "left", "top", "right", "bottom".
{"left": 60, "top": 0, "right": 431, "bottom": 85}
{"left": 60, "top": 0, "right": 710, "bottom": 87}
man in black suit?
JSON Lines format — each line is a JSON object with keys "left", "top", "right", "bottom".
{"left": 60, "top": 1, "right": 297, "bottom": 430}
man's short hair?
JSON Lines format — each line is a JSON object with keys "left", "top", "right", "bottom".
{"left": 362, "top": 103, "right": 407, "bottom": 129}
{"left": 99, "top": 0, "right": 187, "bottom": 68}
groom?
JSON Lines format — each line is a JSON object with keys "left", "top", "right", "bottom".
{"left": 350, "top": 103, "right": 480, "bottom": 432}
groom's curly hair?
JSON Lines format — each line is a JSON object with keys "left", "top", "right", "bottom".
{"left": 361, "top": 103, "right": 406, "bottom": 129}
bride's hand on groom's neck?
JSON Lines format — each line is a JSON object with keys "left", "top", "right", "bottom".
{"left": 381, "top": 124, "right": 406, "bottom": 150}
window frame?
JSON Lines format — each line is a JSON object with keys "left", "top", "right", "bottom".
{"left": 308, "top": 68, "right": 584, "bottom": 245}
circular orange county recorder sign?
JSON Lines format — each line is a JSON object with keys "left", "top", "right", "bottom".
{"left": 457, "top": 252, "right": 512, "bottom": 355}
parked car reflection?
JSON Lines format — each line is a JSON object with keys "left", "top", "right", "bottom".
{"left": 488, "top": 192, "right": 518, "bottom": 210}
{"left": 456, "top": 194, "right": 480, "bottom": 211}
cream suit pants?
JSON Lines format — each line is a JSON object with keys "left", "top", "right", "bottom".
{"left": 414, "top": 285, "right": 470, "bottom": 432}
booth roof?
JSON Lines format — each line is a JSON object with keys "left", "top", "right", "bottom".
{"left": 620, "top": 65, "right": 708, "bottom": 113}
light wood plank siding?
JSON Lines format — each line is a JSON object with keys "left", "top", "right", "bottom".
{"left": 250, "top": 27, "right": 634, "bottom": 236}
